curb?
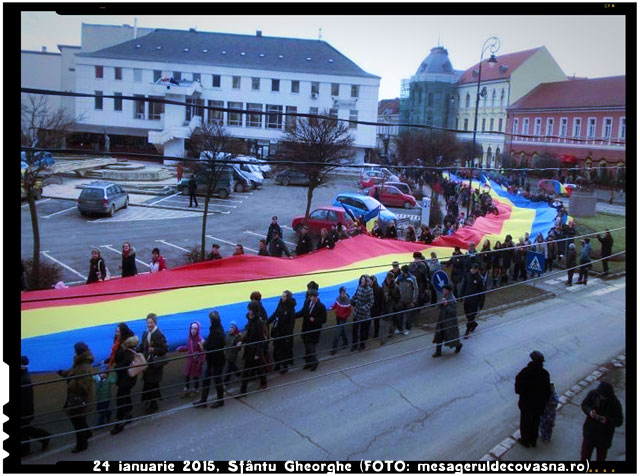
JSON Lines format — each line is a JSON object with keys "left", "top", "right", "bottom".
{"left": 479, "top": 353, "right": 626, "bottom": 461}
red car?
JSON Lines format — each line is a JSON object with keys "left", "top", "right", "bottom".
{"left": 367, "top": 184, "right": 417, "bottom": 209}
{"left": 291, "top": 206, "right": 355, "bottom": 234}
{"left": 359, "top": 169, "right": 400, "bottom": 188}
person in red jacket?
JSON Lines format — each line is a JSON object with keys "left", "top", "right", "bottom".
{"left": 329, "top": 286, "right": 352, "bottom": 355}
{"left": 150, "top": 248, "right": 167, "bottom": 273}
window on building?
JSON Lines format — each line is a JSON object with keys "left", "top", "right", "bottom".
{"left": 134, "top": 94, "right": 145, "bottom": 119}
{"left": 427, "top": 93, "right": 434, "bottom": 107}
{"left": 349, "top": 110, "right": 358, "bottom": 129}
{"left": 208, "top": 100, "right": 224, "bottom": 124}
{"left": 232, "top": 76, "right": 241, "bottom": 89}
{"left": 185, "top": 98, "right": 204, "bottom": 121}
{"left": 603, "top": 118, "right": 612, "bottom": 139}
{"left": 94, "top": 90, "right": 103, "bottom": 110}
{"left": 272, "top": 79, "right": 280, "bottom": 92}
{"left": 153, "top": 70, "right": 162, "bottom": 82}
{"left": 500, "top": 89, "right": 505, "bottom": 106}
{"left": 546, "top": 118, "right": 554, "bottom": 137}
{"left": 291, "top": 80, "right": 300, "bottom": 94}
{"left": 490, "top": 118, "right": 494, "bottom": 131}
{"left": 498, "top": 118, "right": 503, "bottom": 132}
{"left": 463, "top": 118, "right": 469, "bottom": 131}
{"left": 481, "top": 118, "right": 486, "bottom": 132}
{"left": 619, "top": 117, "right": 626, "bottom": 139}
{"left": 328, "top": 108, "right": 338, "bottom": 125}
{"left": 560, "top": 118, "right": 568, "bottom": 137}
{"left": 114, "top": 67, "right": 122, "bottom": 80}
{"left": 227, "top": 101, "right": 243, "bottom": 126}
{"left": 95, "top": 66, "right": 103, "bottom": 79}
{"left": 212, "top": 74, "right": 221, "bottom": 88}
{"left": 285, "top": 106, "right": 297, "bottom": 129}
{"left": 311, "top": 82, "right": 320, "bottom": 95}
{"left": 173, "top": 71, "right": 182, "bottom": 81}
{"left": 149, "top": 96, "right": 164, "bottom": 120}
{"left": 134, "top": 68, "right": 142, "bottom": 82}
{"left": 587, "top": 118, "right": 596, "bottom": 138}
{"left": 483, "top": 92, "right": 487, "bottom": 107}
{"left": 534, "top": 118, "right": 542, "bottom": 136}
{"left": 331, "top": 83, "right": 340, "bottom": 96}
{"left": 351, "top": 85, "right": 359, "bottom": 98}
{"left": 455, "top": 118, "right": 459, "bottom": 130}
{"left": 252, "top": 77, "right": 260, "bottom": 91}
{"left": 522, "top": 118, "right": 529, "bottom": 136}
{"left": 266, "top": 105, "right": 283, "bottom": 129}
{"left": 114, "top": 92, "right": 123, "bottom": 111}
{"left": 513, "top": 118, "right": 519, "bottom": 135}
{"left": 572, "top": 118, "right": 581, "bottom": 138}
{"left": 192, "top": 73, "right": 201, "bottom": 83}
{"left": 491, "top": 89, "right": 496, "bottom": 106}
{"left": 247, "top": 103, "right": 263, "bottom": 128}
{"left": 465, "top": 93, "right": 470, "bottom": 108}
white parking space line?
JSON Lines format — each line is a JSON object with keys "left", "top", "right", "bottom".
{"left": 100, "top": 244, "right": 151, "bottom": 268}
{"left": 243, "top": 230, "right": 296, "bottom": 248}
{"left": 22, "top": 198, "right": 51, "bottom": 208}
{"left": 281, "top": 225, "right": 293, "bottom": 230}
{"left": 155, "top": 239, "right": 190, "bottom": 252}
{"left": 203, "top": 203, "right": 237, "bottom": 209}
{"left": 206, "top": 235, "right": 258, "bottom": 253}
{"left": 149, "top": 192, "right": 180, "bottom": 206}
{"left": 40, "top": 251, "right": 87, "bottom": 280}
{"left": 42, "top": 205, "right": 77, "bottom": 219}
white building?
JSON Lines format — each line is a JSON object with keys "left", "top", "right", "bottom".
{"left": 62, "top": 25, "right": 380, "bottom": 162}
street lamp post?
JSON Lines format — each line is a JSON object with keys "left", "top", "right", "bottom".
{"left": 467, "top": 36, "right": 500, "bottom": 220}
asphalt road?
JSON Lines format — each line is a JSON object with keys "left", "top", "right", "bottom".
{"left": 21, "top": 176, "right": 421, "bottom": 285}
{"left": 25, "top": 277, "right": 625, "bottom": 463}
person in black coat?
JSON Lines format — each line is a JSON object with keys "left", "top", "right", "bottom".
{"left": 87, "top": 248, "right": 107, "bottom": 284}
{"left": 121, "top": 242, "right": 138, "bottom": 277}
{"left": 461, "top": 263, "right": 485, "bottom": 338}
{"left": 514, "top": 351, "right": 551, "bottom": 448}
{"left": 20, "top": 356, "right": 51, "bottom": 456}
{"left": 268, "top": 231, "right": 292, "bottom": 258}
{"left": 266, "top": 216, "right": 282, "bottom": 245}
{"left": 318, "top": 228, "right": 335, "bottom": 250}
{"left": 296, "top": 289, "right": 327, "bottom": 371}
{"left": 449, "top": 247, "right": 466, "bottom": 297}
{"left": 188, "top": 176, "right": 198, "bottom": 208}
{"left": 385, "top": 221, "right": 398, "bottom": 239}
{"left": 580, "top": 381, "right": 623, "bottom": 461}
{"left": 238, "top": 304, "right": 269, "bottom": 395}
{"left": 193, "top": 310, "right": 227, "bottom": 408}
{"left": 136, "top": 313, "right": 168, "bottom": 414}
{"left": 369, "top": 275, "right": 384, "bottom": 339}
{"left": 268, "top": 290, "right": 297, "bottom": 374}
{"left": 296, "top": 226, "right": 313, "bottom": 255}
{"left": 110, "top": 324, "right": 138, "bottom": 435}
{"left": 597, "top": 230, "right": 614, "bottom": 275}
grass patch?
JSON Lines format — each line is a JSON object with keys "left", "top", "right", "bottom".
{"left": 575, "top": 212, "right": 626, "bottom": 273}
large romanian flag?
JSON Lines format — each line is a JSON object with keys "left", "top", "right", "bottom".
{"left": 21, "top": 178, "right": 559, "bottom": 372}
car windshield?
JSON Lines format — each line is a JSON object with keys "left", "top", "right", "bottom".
{"left": 80, "top": 188, "right": 104, "bottom": 200}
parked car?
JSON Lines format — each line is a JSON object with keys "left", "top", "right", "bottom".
{"left": 360, "top": 169, "right": 400, "bottom": 188}
{"left": 176, "top": 168, "right": 233, "bottom": 199}
{"left": 380, "top": 181, "right": 412, "bottom": 196}
{"left": 275, "top": 169, "right": 310, "bottom": 186}
{"left": 199, "top": 151, "right": 257, "bottom": 191}
{"left": 237, "top": 155, "right": 273, "bottom": 178}
{"left": 77, "top": 181, "right": 129, "bottom": 217}
{"left": 366, "top": 184, "right": 417, "bottom": 209}
{"left": 291, "top": 205, "right": 355, "bottom": 234}
{"left": 333, "top": 193, "right": 396, "bottom": 225}
{"left": 231, "top": 164, "right": 262, "bottom": 190}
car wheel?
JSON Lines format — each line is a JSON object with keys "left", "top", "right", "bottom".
{"left": 282, "top": 178, "right": 290, "bottom": 186}
{"left": 79, "top": 209, "right": 86, "bottom": 217}
{"left": 250, "top": 181, "right": 258, "bottom": 190}
{"left": 219, "top": 188, "right": 229, "bottom": 199}
{"left": 294, "top": 224, "right": 302, "bottom": 232}
{"left": 403, "top": 201, "right": 412, "bottom": 209}
{"left": 234, "top": 182, "right": 244, "bottom": 193}
{"left": 109, "top": 204, "right": 116, "bottom": 217}
{"left": 124, "top": 197, "right": 129, "bottom": 209}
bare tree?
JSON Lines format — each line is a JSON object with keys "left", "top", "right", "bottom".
{"left": 21, "top": 95, "right": 79, "bottom": 289}
{"left": 276, "top": 112, "right": 355, "bottom": 219}
{"left": 395, "top": 129, "right": 463, "bottom": 167}
{"left": 186, "top": 121, "right": 237, "bottom": 260}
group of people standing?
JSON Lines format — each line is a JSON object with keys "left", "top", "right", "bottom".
{"left": 86, "top": 244, "right": 167, "bottom": 284}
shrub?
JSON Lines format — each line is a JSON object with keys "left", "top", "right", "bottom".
{"left": 23, "top": 259, "right": 63, "bottom": 290}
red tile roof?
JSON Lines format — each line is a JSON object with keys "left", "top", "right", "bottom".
{"left": 378, "top": 98, "right": 400, "bottom": 115}
{"left": 509, "top": 76, "right": 625, "bottom": 110}
{"left": 457, "top": 47, "right": 542, "bottom": 85}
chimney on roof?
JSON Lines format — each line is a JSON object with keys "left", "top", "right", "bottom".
{"left": 256, "top": 30, "right": 262, "bottom": 37}
{"left": 41, "top": 46, "right": 47, "bottom": 52}
{"left": 134, "top": 18, "right": 138, "bottom": 39}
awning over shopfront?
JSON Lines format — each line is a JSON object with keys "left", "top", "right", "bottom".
{"left": 559, "top": 154, "right": 579, "bottom": 165}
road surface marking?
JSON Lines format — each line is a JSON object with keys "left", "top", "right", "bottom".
{"left": 89, "top": 207, "right": 227, "bottom": 223}
{"left": 155, "top": 239, "right": 190, "bottom": 252}
{"left": 40, "top": 251, "right": 87, "bottom": 280}
{"left": 243, "top": 230, "right": 296, "bottom": 247}
{"left": 41, "top": 205, "right": 77, "bottom": 219}
{"left": 206, "top": 235, "right": 258, "bottom": 253}
{"left": 149, "top": 192, "right": 180, "bottom": 206}
{"left": 100, "top": 244, "right": 151, "bottom": 268}
{"left": 22, "top": 198, "right": 51, "bottom": 208}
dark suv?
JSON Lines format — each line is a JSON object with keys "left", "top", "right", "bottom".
{"left": 77, "top": 182, "right": 129, "bottom": 217}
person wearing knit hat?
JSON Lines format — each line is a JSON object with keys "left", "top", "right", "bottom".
{"left": 20, "top": 355, "right": 51, "bottom": 456}
{"left": 579, "top": 381, "right": 623, "bottom": 461}
{"left": 514, "top": 351, "right": 551, "bottom": 448}
{"left": 176, "top": 321, "right": 205, "bottom": 397}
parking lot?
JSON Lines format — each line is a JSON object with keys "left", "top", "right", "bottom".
{"left": 21, "top": 174, "right": 422, "bottom": 285}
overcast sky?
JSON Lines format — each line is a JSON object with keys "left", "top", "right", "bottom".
{"left": 21, "top": 13, "right": 626, "bottom": 99}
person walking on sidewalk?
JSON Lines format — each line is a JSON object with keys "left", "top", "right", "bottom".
{"left": 576, "top": 238, "right": 593, "bottom": 285}
{"left": 136, "top": 313, "right": 168, "bottom": 415}
{"left": 268, "top": 290, "right": 296, "bottom": 373}
{"left": 515, "top": 350, "right": 551, "bottom": 448}
{"left": 579, "top": 381, "right": 623, "bottom": 461}
{"left": 193, "top": 311, "right": 226, "bottom": 408}
{"left": 432, "top": 284, "right": 462, "bottom": 357}
{"left": 351, "top": 276, "right": 374, "bottom": 351}
{"left": 296, "top": 289, "right": 327, "bottom": 371}
{"left": 188, "top": 176, "right": 198, "bottom": 208}
{"left": 461, "top": 263, "right": 485, "bottom": 338}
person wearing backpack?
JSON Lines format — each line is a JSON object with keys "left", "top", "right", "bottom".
{"left": 110, "top": 324, "right": 138, "bottom": 435}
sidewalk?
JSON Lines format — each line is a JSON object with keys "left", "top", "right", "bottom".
{"left": 488, "top": 355, "right": 626, "bottom": 462}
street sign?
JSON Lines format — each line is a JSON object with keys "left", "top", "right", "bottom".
{"left": 432, "top": 270, "right": 449, "bottom": 293}
{"left": 526, "top": 251, "right": 546, "bottom": 274}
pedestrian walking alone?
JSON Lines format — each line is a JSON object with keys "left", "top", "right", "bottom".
{"left": 579, "top": 381, "right": 623, "bottom": 461}
{"left": 432, "top": 284, "right": 462, "bottom": 357}
{"left": 188, "top": 176, "right": 198, "bottom": 208}
{"left": 514, "top": 351, "right": 551, "bottom": 448}
{"left": 461, "top": 263, "right": 485, "bottom": 338}
{"left": 597, "top": 230, "right": 614, "bottom": 275}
